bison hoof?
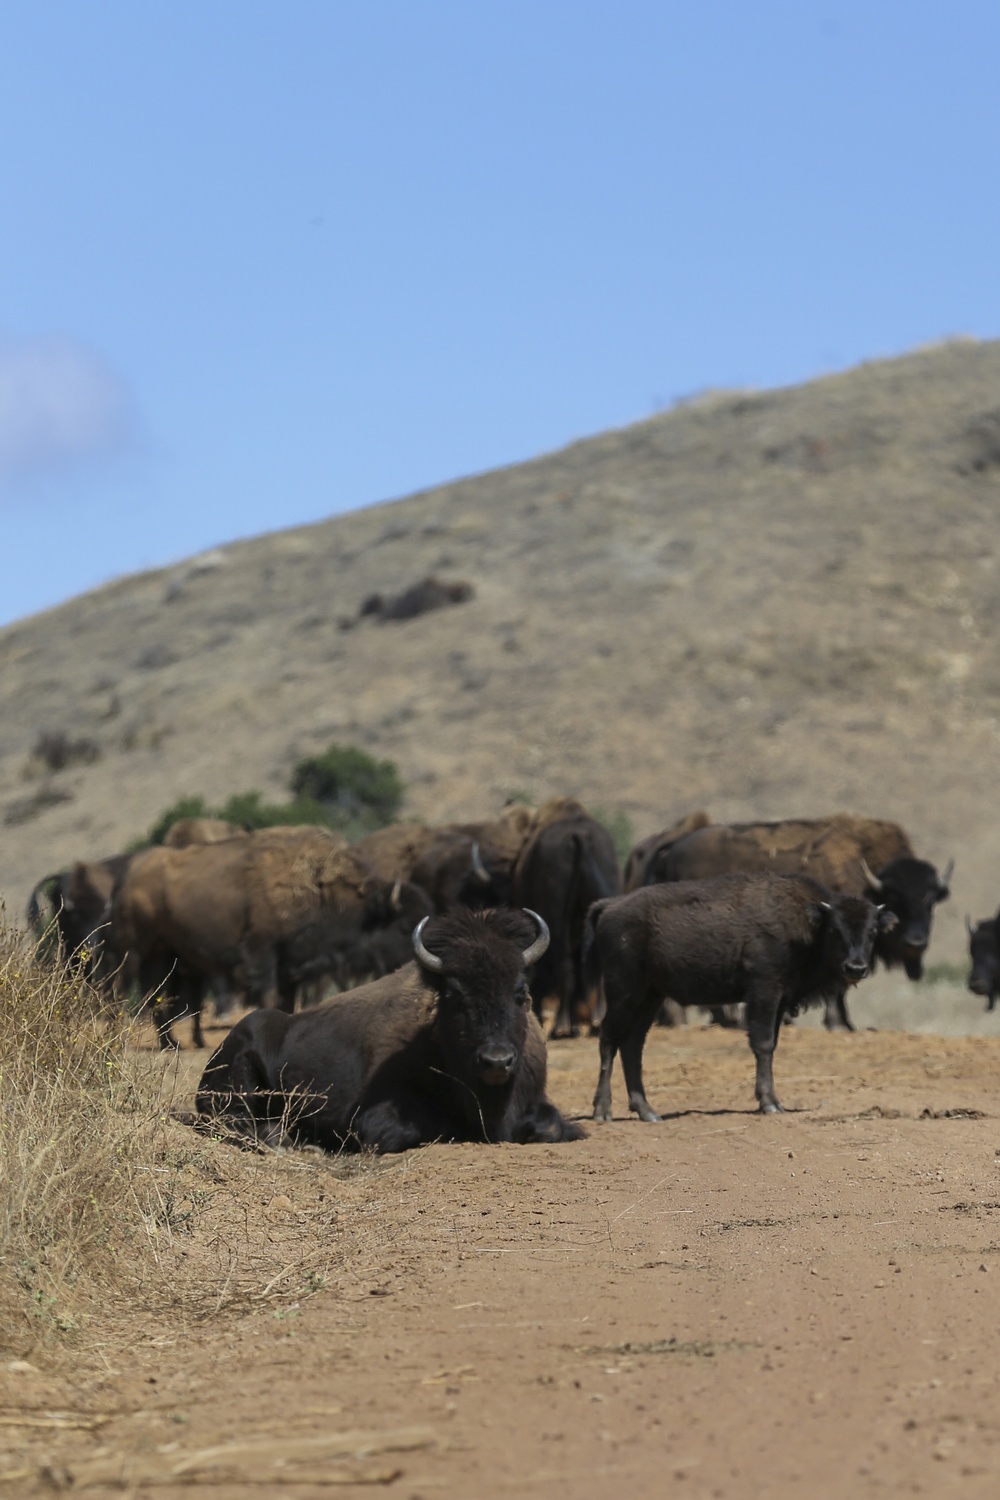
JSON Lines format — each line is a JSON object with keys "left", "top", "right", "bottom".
{"left": 758, "top": 1099, "right": 785, "bottom": 1115}
{"left": 630, "top": 1100, "right": 662, "bottom": 1123}
{"left": 592, "top": 1102, "right": 613, "bottom": 1123}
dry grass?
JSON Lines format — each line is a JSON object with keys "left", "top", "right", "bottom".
{"left": 0, "top": 920, "right": 400, "bottom": 1357}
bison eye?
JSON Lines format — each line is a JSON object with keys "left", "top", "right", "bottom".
{"left": 446, "top": 980, "right": 466, "bottom": 1002}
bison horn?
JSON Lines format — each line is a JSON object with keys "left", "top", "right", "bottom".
{"left": 966, "top": 913, "right": 975, "bottom": 936}
{"left": 521, "top": 908, "right": 550, "bottom": 966}
{"left": 471, "top": 841, "right": 491, "bottom": 886}
{"left": 940, "top": 858, "right": 955, "bottom": 891}
{"left": 412, "top": 916, "right": 444, "bottom": 973}
{"left": 859, "top": 857, "right": 884, "bottom": 894}
{"left": 390, "top": 879, "right": 402, "bottom": 912}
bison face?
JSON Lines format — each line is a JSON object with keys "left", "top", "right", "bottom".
{"left": 863, "top": 857, "right": 951, "bottom": 980}
{"left": 413, "top": 908, "right": 548, "bottom": 1089}
{"left": 967, "top": 918, "right": 1000, "bottom": 1010}
{"left": 817, "top": 894, "right": 885, "bottom": 986}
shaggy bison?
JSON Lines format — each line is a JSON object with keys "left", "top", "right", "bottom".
{"left": 651, "top": 814, "right": 951, "bottom": 1028}
{"left": 194, "top": 907, "right": 586, "bottom": 1153}
{"left": 584, "top": 873, "right": 893, "bottom": 1121}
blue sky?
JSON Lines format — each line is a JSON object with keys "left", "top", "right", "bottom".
{"left": 2, "top": 2, "right": 998, "bottom": 626}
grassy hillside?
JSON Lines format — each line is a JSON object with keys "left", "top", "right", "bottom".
{"left": 3, "top": 337, "right": 1000, "bottom": 965}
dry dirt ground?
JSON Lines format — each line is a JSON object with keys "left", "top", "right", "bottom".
{"left": 6, "top": 1021, "right": 1000, "bottom": 1498}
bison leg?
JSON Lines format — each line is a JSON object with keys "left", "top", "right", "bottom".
{"left": 514, "top": 1100, "right": 587, "bottom": 1144}
{"left": 592, "top": 1029, "right": 618, "bottom": 1121}
{"left": 747, "top": 988, "right": 784, "bottom": 1114}
{"left": 354, "top": 1091, "right": 448, "bottom": 1154}
{"left": 823, "top": 989, "right": 855, "bottom": 1032}
{"left": 620, "top": 1020, "right": 661, "bottom": 1123}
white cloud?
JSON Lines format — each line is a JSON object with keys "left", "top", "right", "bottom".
{"left": 0, "top": 335, "right": 131, "bottom": 488}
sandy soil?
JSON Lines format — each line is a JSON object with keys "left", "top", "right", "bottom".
{"left": 5, "top": 1021, "right": 1000, "bottom": 1498}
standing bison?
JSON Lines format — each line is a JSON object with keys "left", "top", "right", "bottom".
{"left": 585, "top": 873, "right": 893, "bottom": 1120}
{"left": 511, "top": 797, "right": 622, "bottom": 1037}
{"left": 111, "top": 826, "right": 431, "bottom": 1048}
{"left": 647, "top": 814, "right": 952, "bottom": 1028}
{"left": 27, "top": 854, "right": 131, "bottom": 983}
{"left": 194, "top": 907, "right": 585, "bottom": 1153}
{"left": 967, "top": 912, "right": 1000, "bottom": 1011}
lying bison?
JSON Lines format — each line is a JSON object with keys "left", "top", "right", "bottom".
{"left": 967, "top": 913, "right": 1000, "bottom": 1011}
{"left": 194, "top": 907, "right": 585, "bottom": 1153}
{"left": 584, "top": 873, "right": 893, "bottom": 1121}
{"left": 653, "top": 814, "right": 952, "bottom": 1028}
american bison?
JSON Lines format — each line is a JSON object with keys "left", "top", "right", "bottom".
{"left": 194, "top": 907, "right": 585, "bottom": 1153}
{"left": 511, "top": 797, "right": 621, "bottom": 1037}
{"left": 27, "top": 854, "right": 131, "bottom": 982}
{"left": 584, "top": 873, "right": 894, "bottom": 1120}
{"left": 111, "top": 826, "right": 431, "bottom": 1048}
{"left": 967, "top": 913, "right": 1000, "bottom": 1011}
{"left": 651, "top": 814, "right": 952, "bottom": 1028}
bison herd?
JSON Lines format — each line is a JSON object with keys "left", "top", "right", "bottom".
{"left": 26, "top": 797, "right": 990, "bottom": 1152}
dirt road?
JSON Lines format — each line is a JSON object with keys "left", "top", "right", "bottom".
{"left": 5, "top": 1025, "right": 1000, "bottom": 1497}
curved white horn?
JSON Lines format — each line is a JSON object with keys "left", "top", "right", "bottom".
{"left": 521, "top": 908, "right": 550, "bottom": 966}
{"left": 471, "top": 841, "right": 491, "bottom": 886}
{"left": 412, "top": 916, "right": 443, "bottom": 972}
{"left": 966, "top": 913, "right": 975, "bottom": 936}
{"left": 390, "top": 879, "right": 402, "bottom": 911}
{"left": 860, "top": 857, "right": 884, "bottom": 894}
{"left": 940, "top": 858, "right": 955, "bottom": 889}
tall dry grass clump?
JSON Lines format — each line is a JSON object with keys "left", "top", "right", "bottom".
{"left": 0, "top": 917, "right": 403, "bottom": 1356}
{"left": 0, "top": 920, "right": 157, "bottom": 1347}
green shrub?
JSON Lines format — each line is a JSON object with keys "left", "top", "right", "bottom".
{"left": 136, "top": 744, "right": 405, "bottom": 847}
{"left": 216, "top": 790, "right": 327, "bottom": 829}
{"left": 289, "top": 744, "right": 404, "bottom": 828}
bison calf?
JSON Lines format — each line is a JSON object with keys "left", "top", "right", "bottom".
{"left": 585, "top": 873, "right": 893, "bottom": 1120}
{"left": 194, "top": 907, "right": 585, "bottom": 1154}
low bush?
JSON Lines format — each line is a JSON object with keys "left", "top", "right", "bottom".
{"left": 137, "top": 743, "right": 404, "bottom": 847}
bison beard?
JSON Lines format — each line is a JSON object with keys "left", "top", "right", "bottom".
{"left": 193, "top": 907, "right": 585, "bottom": 1154}
{"left": 584, "top": 873, "right": 892, "bottom": 1120}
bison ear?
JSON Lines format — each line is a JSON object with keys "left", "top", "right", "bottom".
{"left": 877, "top": 905, "right": 898, "bottom": 934}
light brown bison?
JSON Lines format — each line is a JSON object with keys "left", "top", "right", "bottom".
{"left": 163, "top": 817, "right": 249, "bottom": 848}
{"left": 111, "top": 826, "right": 430, "bottom": 1048}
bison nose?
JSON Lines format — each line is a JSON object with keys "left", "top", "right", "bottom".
{"left": 842, "top": 961, "right": 869, "bottom": 983}
{"left": 969, "top": 975, "right": 989, "bottom": 996}
{"left": 477, "top": 1046, "right": 517, "bottom": 1085}
{"left": 903, "top": 933, "right": 929, "bottom": 951}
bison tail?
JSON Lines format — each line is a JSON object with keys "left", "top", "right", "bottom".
{"left": 581, "top": 899, "right": 607, "bottom": 994}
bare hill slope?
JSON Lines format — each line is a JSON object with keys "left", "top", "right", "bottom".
{"left": 3, "top": 338, "right": 1000, "bottom": 958}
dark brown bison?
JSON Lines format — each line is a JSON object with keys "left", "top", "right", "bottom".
{"left": 623, "top": 810, "right": 711, "bottom": 891}
{"left": 511, "top": 797, "right": 622, "bottom": 1037}
{"left": 584, "top": 873, "right": 893, "bottom": 1120}
{"left": 111, "top": 826, "right": 431, "bottom": 1048}
{"left": 967, "top": 913, "right": 1000, "bottom": 1011}
{"left": 193, "top": 906, "right": 585, "bottom": 1153}
{"left": 652, "top": 815, "right": 952, "bottom": 1028}
{"left": 27, "top": 854, "right": 131, "bottom": 981}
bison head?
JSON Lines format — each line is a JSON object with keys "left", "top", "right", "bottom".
{"left": 816, "top": 893, "right": 894, "bottom": 986}
{"left": 413, "top": 907, "right": 549, "bottom": 1088}
{"left": 967, "top": 915, "right": 1000, "bottom": 1011}
{"left": 860, "top": 857, "right": 952, "bottom": 980}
